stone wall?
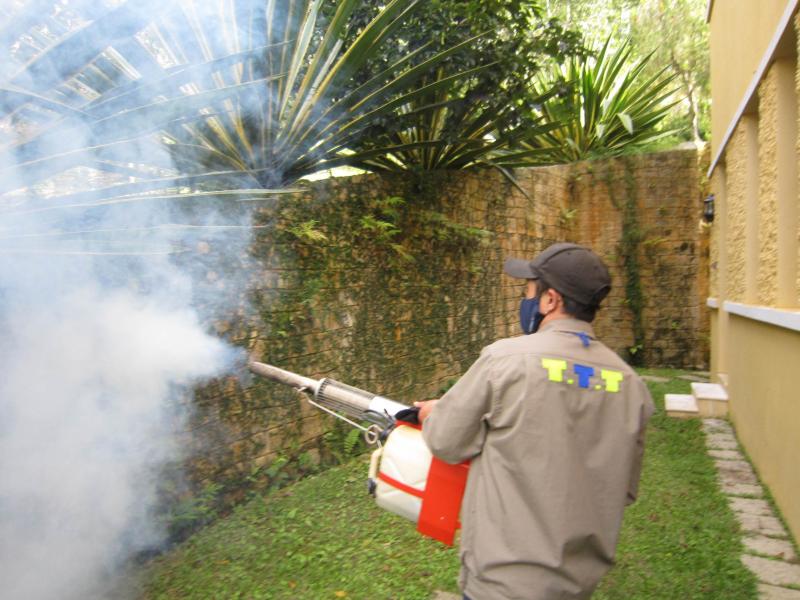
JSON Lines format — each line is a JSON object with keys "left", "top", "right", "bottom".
{"left": 185, "top": 148, "right": 708, "bottom": 503}
{"left": 566, "top": 150, "right": 710, "bottom": 368}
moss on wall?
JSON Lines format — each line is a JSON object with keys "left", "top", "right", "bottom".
{"left": 567, "top": 151, "right": 709, "bottom": 368}
{"left": 602, "top": 158, "right": 646, "bottom": 365}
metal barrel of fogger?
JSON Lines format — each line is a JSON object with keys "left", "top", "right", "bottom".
{"left": 248, "top": 361, "right": 408, "bottom": 424}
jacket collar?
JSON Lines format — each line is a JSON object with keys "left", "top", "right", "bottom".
{"left": 537, "top": 317, "right": 596, "bottom": 338}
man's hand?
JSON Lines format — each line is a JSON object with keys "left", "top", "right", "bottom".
{"left": 413, "top": 399, "right": 438, "bottom": 423}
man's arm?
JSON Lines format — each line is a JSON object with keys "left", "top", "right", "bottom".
{"left": 418, "top": 350, "right": 495, "bottom": 464}
{"left": 626, "top": 425, "right": 646, "bottom": 505}
{"left": 627, "top": 382, "right": 655, "bottom": 504}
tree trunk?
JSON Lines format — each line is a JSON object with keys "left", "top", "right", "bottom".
{"left": 670, "top": 46, "right": 702, "bottom": 142}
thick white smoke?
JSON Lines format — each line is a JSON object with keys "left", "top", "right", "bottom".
{"left": 0, "top": 283, "right": 233, "bottom": 600}
{"left": 0, "top": 2, "right": 257, "bottom": 598}
{"left": 0, "top": 174, "right": 247, "bottom": 594}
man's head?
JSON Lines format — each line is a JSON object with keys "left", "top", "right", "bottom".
{"left": 504, "top": 243, "right": 611, "bottom": 325}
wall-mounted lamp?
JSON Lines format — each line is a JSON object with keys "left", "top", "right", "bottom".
{"left": 703, "top": 194, "right": 715, "bottom": 224}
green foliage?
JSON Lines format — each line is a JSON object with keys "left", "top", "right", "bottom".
{"left": 340, "top": 75, "right": 554, "bottom": 173}
{"left": 323, "top": 423, "right": 367, "bottom": 464}
{"left": 502, "top": 36, "right": 679, "bottom": 166}
{"left": 158, "top": 0, "right": 490, "bottom": 186}
{"left": 286, "top": 220, "right": 329, "bottom": 244}
{"left": 1, "top": 0, "right": 506, "bottom": 221}
{"left": 163, "top": 482, "right": 223, "bottom": 542}
{"left": 543, "top": 0, "right": 709, "bottom": 143}
{"left": 140, "top": 371, "right": 759, "bottom": 600}
{"left": 265, "top": 456, "right": 291, "bottom": 489}
{"left": 254, "top": 180, "right": 505, "bottom": 473}
{"left": 632, "top": 0, "right": 710, "bottom": 141}
{"left": 357, "top": 214, "right": 400, "bottom": 241}
{"left": 342, "top": 428, "right": 362, "bottom": 456}
{"left": 558, "top": 207, "right": 578, "bottom": 228}
{"left": 344, "top": 0, "right": 583, "bottom": 75}
{"left": 337, "top": 0, "right": 584, "bottom": 172}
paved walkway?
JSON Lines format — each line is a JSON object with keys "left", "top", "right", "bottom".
{"left": 703, "top": 419, "right": 800, "bottom": 599}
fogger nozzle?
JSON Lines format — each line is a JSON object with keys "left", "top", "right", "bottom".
{"left": 248, "top": 361, "right": 408, "bottom": 426}
{"left": 248, "top": 361, "right": 320, "bottom": 393}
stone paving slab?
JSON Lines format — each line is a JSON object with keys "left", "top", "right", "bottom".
{"left": 702, "top": 418, "right": 733, "bottom": 434}
{"left": 709, "top": 449, "right": 744, "bottom": 460}
{"left": 745, "top": 535, "right": 798, "bottom": 561}
{"left": 722, "top": 482, "right": 765, "bottom": 497}
{"left": 717, "top": 462, "right": 759, "bottom": 485}
{"left": 736, "top": 513, "right": 790, "bottom": 537}
{"left": 665, "top": 393, "right": 698, "bottom": 416}
{"left": 742, "top": 555, "right": 800, "bottom": 587}
{"left": 692, "top": 382, "right": 729, "bottom": 400}
{"left": 641, "top": 375, "right": 671, "bottom": 383}
{"left": 758, "top": 584, "right": 800, "bottom": 599}
{"left": 706, "top": 433, "right": 739, "bottom": 450}
{"left": 710, "top": 439, "right": 740, "bottom": 451}
{"left": 678, "top": 374, "right": 711, "bottom": 382}
{"left": 731, "top": 497, "right": 776, "bottom": 517}
{"left": 432, "top": 592, "right": 460, "bottom": 600}
{"left": 700, "top": 419, "right": 800, "bottom": 599}
{"left": 716, "top": 459, "right": 758, "bottom": 473}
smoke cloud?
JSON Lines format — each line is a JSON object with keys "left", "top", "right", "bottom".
{"left": 0, "top": 1, "right": 264, "bottom": 598}
{"left": 0, "top": 284, "right": 233, "bottom": 600}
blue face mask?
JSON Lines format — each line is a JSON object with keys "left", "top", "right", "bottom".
{"left": 519, "top": 297, "right": 545, "bottom": 335}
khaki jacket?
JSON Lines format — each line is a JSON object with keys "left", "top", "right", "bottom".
{"left": 422, "top": 318, "right": 654, "bottom": 600}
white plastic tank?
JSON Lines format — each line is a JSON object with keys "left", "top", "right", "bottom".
{"left": 374, "top": 424, "right": 432, "bottom": 522}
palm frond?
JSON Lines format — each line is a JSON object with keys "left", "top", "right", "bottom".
{"left": 502, "top": 36, "right": 680, "bottom": 166}
{"left": 0, "top": 0, "right": 493, "bottom": 255}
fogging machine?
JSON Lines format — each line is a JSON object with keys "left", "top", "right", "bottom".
{"left": 248, "top": 361, "right": 469, "bottom": 545}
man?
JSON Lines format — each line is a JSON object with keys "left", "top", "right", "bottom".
{"left": 415, "top": 243, "right": 654, "bottom": 600}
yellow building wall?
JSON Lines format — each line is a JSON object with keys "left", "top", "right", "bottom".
{"left": 759, "top": 66, "right": 781, "bottom": 305}
{"left": 796, "top": 13, "right": 800, "bottom": 302}
{"left": 709, "top": 2, "right": 800, "bottom": 543}
{"left": 728, "top": 315, "right": 800, "bottom": 539}
{"left": 710, "top": 1, "right": 791, "bottom": 157}
{"left": 708, "top": 308, "right": 720, "bottom": 376}
{"left": 724, "top": 123, "right": 749, "bottom": 302}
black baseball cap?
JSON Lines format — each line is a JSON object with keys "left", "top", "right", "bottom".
{"left": 504, "top": 243, "right": 611, "bottom": 306}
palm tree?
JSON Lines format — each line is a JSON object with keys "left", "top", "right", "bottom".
{"left": 0, "top": 0, "right": 510, "bottom": 256}
{"left": 498, "top": 37, "right": 679, "bottom": 167}
{"left": 337, "top": 66, "right": 559, "bottom": 173}
{"left": 0, "top": 1, "right": 493, "bottom": 218}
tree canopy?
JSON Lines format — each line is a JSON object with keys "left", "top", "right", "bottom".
{"left": 543, "top": 0, "right": 709, "bottom": 142}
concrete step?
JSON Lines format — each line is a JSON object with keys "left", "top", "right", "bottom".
{"left": 691, "top": 382, "right": 729, "bottom": 417}
{"left": 665, "top": 393, "right": 698, "bottom": 418}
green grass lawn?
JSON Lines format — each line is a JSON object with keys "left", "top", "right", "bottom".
{"left": 139, "top": 370, "right": 758, "bottom": 599}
